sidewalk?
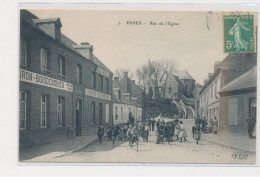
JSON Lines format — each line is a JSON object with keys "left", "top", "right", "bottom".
{"left": 183, "top": 119, "right": 256, "bottom": 153}
{"left": 19, "top": 134, "right": 99, "bottom": 162}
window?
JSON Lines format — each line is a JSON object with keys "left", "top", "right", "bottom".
{"left": 57, "top": 97, "right": 64, "bottom": 126}
{"left": 211, "top": 85, "right": 213, "bottom": 98}
{"left": 105, "top": 104, "right": 109, "bottom": 123}
{"left": 185, "top": 84, "right": 189, "bottom": 92}
{"left": 115, "top": 106, "right": 118, "bottom": 120}
{"left": 76, "top": 64, "right": 82, "bottom": 84}
{"left": 128, "top": 107, "right": 131, "bottom": 114}
{"left": 249, "top": 97, "right": 256, "bottom": 118}
{"left": 57, "top": 55, "right": 65, "bottom": 77}
{"left": 41, "top": 95, "right": 48, "bottom": 127}
{"left": 91, "top": 102, "right": 96, "bottom": 124}
{"left": 169, "top": 87, "right": 172, "bottom": 94}
{"left": 118, "top": 89, "right": 121, "bottom": 99}
{"left": 121, "top": 107, "right": 123, "bottom": 120}
{"left": 20, "top": 91, "right": 27, "bottom": 129}
{"left": 214, "top": 82, "right": 217, "bottom": 96}
{"left": 92, "top": 72, "right": 96, "bottom": 89}
{"left": 21, "top": 38, "right": 28, "bottom": 66}
{"left": 106, "top": 78, "right": 109, "bottom": 93}
{"left": 40, "top": 48, "right": 50, "bottom": 72}
{"left": 99, "top": 103, "right": 103, "bottom": 124}
{"left": 100, "top": 75, "right": 103, "bottom": 91}
{"left": 228, "top": 98, "right": 238, "bottom": 126}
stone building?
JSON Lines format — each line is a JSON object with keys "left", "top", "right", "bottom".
{"left": 112, "top": 74, "right": 143, "bottom": 125}
{"left": 139, "top": 61, "right": 195, "bottom": 119}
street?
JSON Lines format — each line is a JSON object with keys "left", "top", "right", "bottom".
{"left": 48, "top": 120, "right": 255, "bottom": 164}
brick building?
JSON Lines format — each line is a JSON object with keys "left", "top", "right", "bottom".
{"left": 199, "top": 53, "right": 256, "bottom": 132}
{"left": 19, "top": 10, "right": 113, "bottom": 149}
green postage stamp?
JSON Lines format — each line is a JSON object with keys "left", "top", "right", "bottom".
{"left": 224, "top": 14, "right": 255, "bottom": 53}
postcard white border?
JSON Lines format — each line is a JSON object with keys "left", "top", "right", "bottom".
{"left": 1, "top": 0, "right": 260, "bottom": 177}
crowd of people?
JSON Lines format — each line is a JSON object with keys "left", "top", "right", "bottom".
{"left": 97, "top": 113, "right": 256, "bottom": 150}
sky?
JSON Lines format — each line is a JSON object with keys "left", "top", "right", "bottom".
{"left": 29, "top": 9, "right": 228, "bottom": 85}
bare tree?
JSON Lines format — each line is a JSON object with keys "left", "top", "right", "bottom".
{"left": 137, "top": 59, "right": 177, "bottom": 99}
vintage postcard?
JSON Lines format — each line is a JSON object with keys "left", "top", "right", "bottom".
{"left": 19, "top": 9, "right": 258, "bottom": 164}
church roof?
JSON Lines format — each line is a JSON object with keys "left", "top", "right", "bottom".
{"left": 174, "top": 70, "right": 194, "bottom": 80}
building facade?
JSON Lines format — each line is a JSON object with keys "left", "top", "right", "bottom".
{"left": 112, "top": 73, "right": 143, "bottom": 125}
{"left": 199, "top": 53, "right": 257, "bottom": 132}
{"left": 19, "top": 10, "right": 113, "bottom": 149}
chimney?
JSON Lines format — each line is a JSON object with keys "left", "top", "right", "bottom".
{"left": 204, "top": 79, "right": 208, "bottom": 86}
{"left": 114, "top": 77, "right": 119, "bottom": 83}
{"left": 214, "top": 61, "right": 221, "bottom": 72}
{"left": 73, "top": 42, "right": 93, "bottom": 61}
{"left": 123, "top": 71, "right": 128, "bottom": 78}
{"left": 33, "top": 18, "right": 62, "bottom": 41}
{"left": 208, "top": 73, "right": 213, "bottom": 80}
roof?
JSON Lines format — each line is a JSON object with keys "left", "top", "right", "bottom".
{"left": 220, "top": 66, "right": 256, "bottom": 93}
{"left": 199, "top": 68, "right": 221, "bottom": 95}
{"left": 21, "top": 10, "right": 111, "bottom": 73}
{"left": 33, "top": 18, "right": 62, "bottom": 27}
{"left": 175, "top": 70, "right": 194, "bottom": 80}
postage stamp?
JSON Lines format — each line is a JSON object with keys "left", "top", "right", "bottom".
{"left": 223, "top": 14, "right": 255, "bottom": 53}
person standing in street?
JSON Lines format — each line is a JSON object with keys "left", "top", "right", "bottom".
{"left": 97, "top": 124, "right": 104, "bottom": 144}
{"left": 211, "top": 116, "right": 218, "bottom": 134}
{"left": 201, "top": 117, "right": 208, "bottom": 133}
{"left": 106, "top": 125, "right": 112, "bottom": 141}
{"left": 179, "top": 121, "right": 187, "bottom": 143}
{"left": 164, "top": 123, "right": 172, "bottom": 144}
{"left": 156, "top": 119, "right": 160, "bottom": 131}
{"left": 247, "top": 113, "right": 256, "bottom": 139}
{"left": 151, "top": 117, "right": 155, "bottom": 131}
{"left": 112, "top": 124, "right": 121, "bottom": 147}
{"left": 194, "top": 123, "right": 201, "bottom": 144}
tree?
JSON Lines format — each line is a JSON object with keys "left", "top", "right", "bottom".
{"left": 137, "top": 59, "right": 177, "bottom": 100}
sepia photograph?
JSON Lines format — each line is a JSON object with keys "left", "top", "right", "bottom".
{"left": 18, "top": 9, "right": 257, "bottom": 164}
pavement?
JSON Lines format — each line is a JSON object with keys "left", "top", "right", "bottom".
{"left": 183, "top": 119, "right": 256, "bottom": 153}
{"left": 20, "top": 134, "right": 99, "bottom": 162}
{"left": 20, "top": 119, "right": 256, "bottom": 162}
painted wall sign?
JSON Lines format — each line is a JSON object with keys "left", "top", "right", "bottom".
{"left": 96, "top": 66, "right": 109, "bottom": 78}
{"left": 85, "top": 88, "right": 111, "bottom": 101}
{"left": 19, "top": 69, "right": 73, "bottom": 92}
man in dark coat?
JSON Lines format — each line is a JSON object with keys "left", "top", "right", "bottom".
{"left": 164, "top": 124, "right": 172, "bottom": 144}
{"left": 151, "top": 118, "right": 155, "bottom": 131}
{"left": 112, "top": 124, "right": 121, "bottom": 147}
{"left": 247, "top": 113, "right": 256, "bottom": 139}
{"left": 97, "top": 124, "right": 105, "bottom": 144}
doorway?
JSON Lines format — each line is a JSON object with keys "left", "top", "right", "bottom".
{"left": 76, "top": 99, "right": 82, "bottom": 136}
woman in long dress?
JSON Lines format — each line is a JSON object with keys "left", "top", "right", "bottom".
{"left": 179, "top": 121, "right": 187, "bottom": 142}
{"left": 211, "top": 116, "right": 218, "bottom": 134}
{"left": 229, "top": 18, "right": 250, "bottom": 51}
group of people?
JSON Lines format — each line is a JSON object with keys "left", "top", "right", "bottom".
{"left": 97, "top": 122, "right": 150, "bottom": 148}
{"left": 155, "top": 117, "right": 188, "bottom": 144}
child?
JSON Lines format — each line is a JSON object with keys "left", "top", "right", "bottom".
{"left": 192, "top": 126, "right": 196, "bottom": 138}
{"left": 106, "top": 126, "right": 112, "bottom": 141}
{"left": 194, "top": 124, "right": 201, "bottom": 145}
{"left": 179, "top": 121, "right": 187, "bottom": 142}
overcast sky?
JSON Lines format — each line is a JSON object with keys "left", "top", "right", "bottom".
{"left": 29, "top": 9, "right": 228, "bottom": 85}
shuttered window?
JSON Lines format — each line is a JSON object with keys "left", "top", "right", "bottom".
{"left": 228, "top": 98, "right": 238, "bottom": 126}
